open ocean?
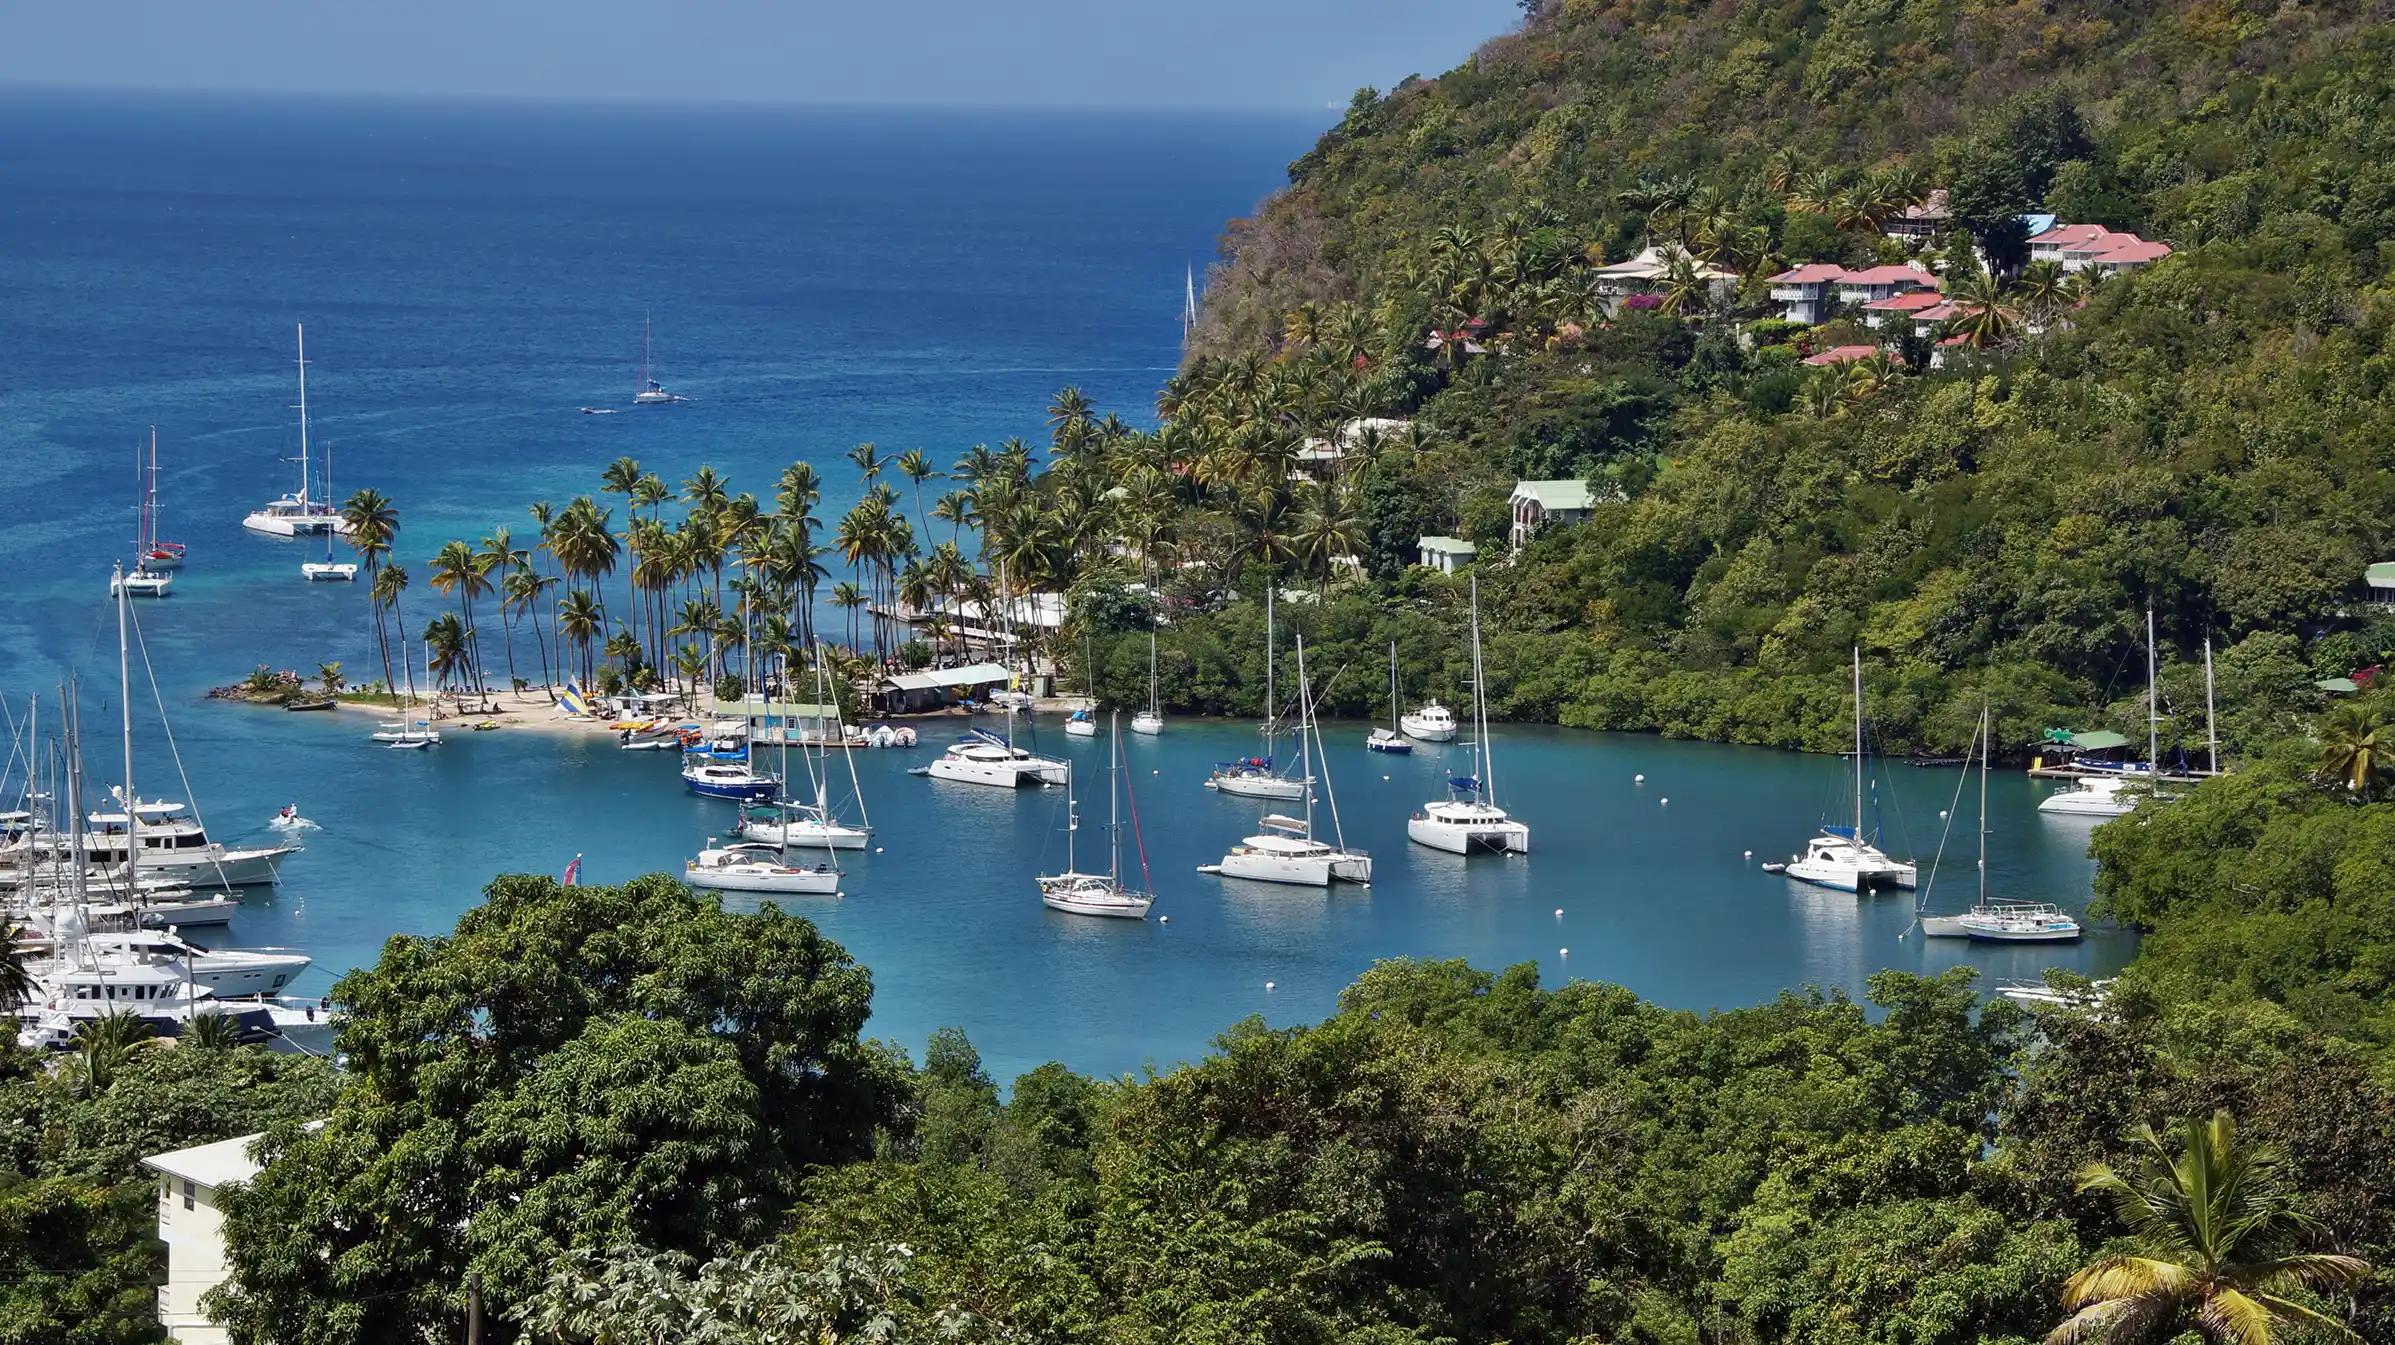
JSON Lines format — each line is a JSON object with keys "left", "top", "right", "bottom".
{"left": 0, "top": 91, "right": 2132, "bottom": 1081}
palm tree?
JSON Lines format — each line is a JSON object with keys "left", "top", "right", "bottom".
{"left": 71, "top": 1009, "right": 160, "bottom": 1096}
{"left": 423, "top": 613, "right": 469, "bottom": 691}
{"left": 896, "top": 449, "right": 938, "bottom": 535}
{"left": 682, "top": 465, "right": 730, "bottom": 517}
{"left": 556, "top": 588, "right": 604, "bottom": 688}
{"left": 343, "top": 488, "right": 399, "bottom": 701}
{"left": 428, "top": 539, "right": 491, "bottom": 694}
{"left": 847, "top": 441, "right": 883, "bottom": 485}
{"left": 2314, "top": 700, "right": 2393, "bottom": 798}
{"left": 831, "top": 580, "right": 867, "bottom": 652}
{"left": 2050, "top": 1110, "right": 2368, "bottom": 1344}
{"left": 0, "top": 925, "right": 33, "bottom": 1012}
{"left": 181, "top": 1009, "right": 245, "bottom": 1051}
{"left": 1945, "top": 268, "right": 2022, "bottom": 349}
{"left": 2015, "top": 259, "right": 2072, "bottom": 327}
{"left": 504, "top": 565, "right": 557, "bottom": 691}
{"left": 932, "top": 489, "right": 976, "bottom": 547}
{"left": 372, "top": 564, "right": 416, "bottom": 708}
{"left": 479, "top": 530, "right": 529, "bottom": 688}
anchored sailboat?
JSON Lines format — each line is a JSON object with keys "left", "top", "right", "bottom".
{"left": 1921, "top": 705, "right": 2083, "bottom": 943}
{"left": 1205, "top": 587, "right": 1308, "bottom": 799}
{"left": 1038, "top": 713, "right": 1154, "bottom": 919}
{"left": 1207, "top": 636, "right": 1371, "bottom": 885}
{"left": 1762, "top": 648, "right": 1915, "bottom": 891}
{"left": 243, "top": 325, "right": 349, "bottom": 537}
{"left": 1406, "top": 577, "right": 1529, "bottom": 855}
{"left": 1367, "top": 638, "right": 1412, "bottom": 753}
{"left": 632, "top": 312, "right": 681, "bottom": 405}
{"left": 1131, "top": 625, "right": 1164, "bottom": 735}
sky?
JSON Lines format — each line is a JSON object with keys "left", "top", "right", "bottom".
{"left": 1, "top": 0, "right": 1520, "bottom": 109}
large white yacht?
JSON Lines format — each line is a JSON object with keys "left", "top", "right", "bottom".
{"left": 1400, "top": 700, "right": 1458, "bottom": 743}
{"left": 2037, "top": 775, "right": 2138, "bottom": 817}
{"left": 61, "top": 798, "right": 297, "bottom": 889}
{"left": 1408, "top": 579, "right": 1530, "bottom": 856}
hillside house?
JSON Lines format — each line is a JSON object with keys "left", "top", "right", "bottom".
{"left": 1417, "top": 535, "right": 1477, "bottom": 574}
{"left": 1882, "top": 189, "right": 1951, "bottom": 242}
{"left": 145, "top": 1132, "right": 277, "bottom": 1345}
{"left": 1835, "top": 266, "right": 1938, "bottom": 307}
{"left": 1593, "top": 246, "right": 1740, "bottom": 315}
{"left": 1767, "top": 263, "right": 1848, "bottom": 323}
{"left": 1509, "top": 479, "right": 1600, "bottom": 551}
{"left": 1801, "top": 344, "right": 1881, "bottom": 366}
{"left": 1861, "top": 290, "right": 1946, "bottom": 330}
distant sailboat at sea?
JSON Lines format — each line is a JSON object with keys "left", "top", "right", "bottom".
{"left": 633, "top": 311, "right": 682, "bottom": 405}
{"left": 1183, "top": 265, "right": 1199, "bottom": 337}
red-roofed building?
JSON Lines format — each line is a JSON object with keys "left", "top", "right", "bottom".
{"left": 1801, "top": 344, "right": 1881, "bottom": 367}
{"left": 2028, "top": 224, "right": 2115, "bottom": 263}
{"left": 1835, "top": 265, "right": 1939, "bottom": 307}
{"left": 2083, "top": 239, "right": 2173, "bottom": 274}
{"left": 1861, "top": 290, "right": 1947, "bottom": 330}
{"left": 1768, "top": 264, "right": 1849, "bottom": 323}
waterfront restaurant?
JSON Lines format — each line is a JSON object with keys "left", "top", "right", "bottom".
{"left": 871, "top": 661, "right": 1017, "bottom": 714}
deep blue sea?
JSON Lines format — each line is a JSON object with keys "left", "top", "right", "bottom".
{"left": 0, "top": 91, "right": 2133, "bottom": 1081}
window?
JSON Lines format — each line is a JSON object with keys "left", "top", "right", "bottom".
{"left": 181, "top": 1179, "right": 195, "bottom": 1211}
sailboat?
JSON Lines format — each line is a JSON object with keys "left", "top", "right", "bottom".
{"left": 1367, "top": 639, "right": 1412, "bottom": 754}
{"left": 1207, "top": 636, "right": 1371, "bottom": 885}
{"left": 1407, "top": 576, "right": 1530, "bottom": 855}
{"left": 1038, "top": 713, "right": 1154, "bottom": 919}
{"left": 137, "top": 429, "right": 184, "bottom": 570}
{"left": 735, "top": 654, "right": 873, "bottom": 849}
{"left": 632, "top": 312, "right": 680, "bottom": 405}
{"left": 243, "top": 325, "right": 350, "bottom": 537}
{"left": 1130, "top": 626, "right": 1164, "bottom": 735}
{"left": 111, "top": 434, "right": 175, "bottom": 598}
{"left": 1205, "top": 587, "right": 1309, "bottom": 800}
{"left": 1183, "top": 264, "right": 1199, "bottom": 338}
{"left": 1762, "top": 648, "right": 1916, "bottom": 891}
{"left": 299, "top": 442, "right": 359, "bottom": 581}
{"left": 1065, "top": 633, "right": 1099, "bottom": 738}
{"left": 688, "top": 682, "right": 839, "bottom": 895}
{"left": 2040, "top": 609, "right": 2165, "bottom": 818}
{"left": 1922, "top": 706, "right": 2083, "bottom": 943}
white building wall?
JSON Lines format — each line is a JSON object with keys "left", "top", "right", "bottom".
{"left": 155, "top": 1175, "right": 236, "bottom": 1345}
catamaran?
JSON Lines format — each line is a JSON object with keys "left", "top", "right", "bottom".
{"left": 1407, "top": 577, "right": 1530, "bottom": 855}
{"left": 1367, "top": 639, "right": 1412, "bottom": 754}
{"left": 299, "top": 442, "right": 359, "bottom": 581}
{"left": 1038, "top": 714, "right": 1155, "bottom": 919}
{"left": 1208, "top": 637, "right": 1371, "bottom": 885}
{"left": 632, "top": 312, "right": 680, "bottom": 405}
{"left": 1762, "top": 648, "right": 1915, "bottom": 891}
{"left": 1131, "top": 626, "right": 1165, "bottom": 735}
{"left": 137, "top": 429, "right": 185, "bottom": 571}
{"left": 243, "top": 325, "right": 350, "bottom": 537}
{"left": 918, "top": 725, "right": 1069, "bottom": 788}
{"left": 112, "top": 437, "right": 175, "bottom": 596}
{"left": 1205, "top": 588, "right": 1309, "bottom": 800}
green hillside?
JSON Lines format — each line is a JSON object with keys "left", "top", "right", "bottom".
{"left": 1036, "top": 0, "right": 2395, "bottom": 758}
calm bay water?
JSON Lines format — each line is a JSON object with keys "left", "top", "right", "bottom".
{"left": 0, "top": 92, "right": 2132, "bottom": 1081}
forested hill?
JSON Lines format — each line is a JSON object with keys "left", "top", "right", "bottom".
{"left": 1096, "top": 0, "right": 2395, "bottom": 758}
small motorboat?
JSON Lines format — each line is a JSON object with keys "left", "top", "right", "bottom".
{"left": 1064, "top": 708, "right": 1098, "bottom": 738}
{"left": 1366, "top": 727, "right": 1412, "bottom": 754}
{"left": 283, "top": 698, "right": 337, "bottom": 712}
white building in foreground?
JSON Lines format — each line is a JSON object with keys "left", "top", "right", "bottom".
{"left": 143, "top": 1132, "right": 270, "bottom": 1345}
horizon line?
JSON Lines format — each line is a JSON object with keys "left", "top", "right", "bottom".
{"left": 0, "top": 80, "right": 1346, "bottom": 117}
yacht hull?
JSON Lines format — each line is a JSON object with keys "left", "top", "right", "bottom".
{"left": 1205, "top": 773, "right": 1308, "bottom": 801}
{"left": 735, "top": 819, "right": 870, "bottom": 850}
{"left": 685, "top": 865, "right": 841, "bottom": 895}
{"left": 1129, "top": 714, "right": 1164, "bottom": 735}
{"left": 1217, "top": 851, "right": 1332, "bottom": 886}
{"left": 1407, "top": 816, "right": 1530, "bottom": 855}
{"left": 925, "top": 758, "right": 1041, "bottom": 788}
{"left": 1399, "top": 718, "right": 1457, "bottom": 743}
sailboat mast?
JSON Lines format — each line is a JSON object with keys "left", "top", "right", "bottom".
{"left": 1063, "top": 756, "right": 1077, "bottom": 873}
{"left": 2204, "top": 635, "right": 2218, "bottom": 776}
{"left": 2145, "top": 608, "right": 2159, "bottom": 774}
{"left": 1977, "top": 704, "right": 1989, "bottom": 905}
{"left": 1108, "top": 715, "right": 1121, "bottom": 881}
{"left": 1264, "top": 586, "right": 1276, "bottom": 740}
{"left": 1852, "top": 646, "right": 1865, "bottom": 838}
{"left": 1471, "top": 575, "right": 1495, "bottom": 804}
{"left": 640, "top": 312, "right": 651, "bottom": 395}
{"left": 1147, "top": 627, "right": 1159, "bottom": 716}
{"left": 114, "top": 573, "right": 138, "bottom": 898}
{"left": 295, "top": 324, "right": 311, "bottom": 505}
{"left": 1295, "top": 636, "right": 1314, "bottom": 835}
{"left": 828, "top": 650, "right": 869, "bottom": 830}
{"left": 1388, "top": 638, "right": 1400, "bottom": 733}
{"left": 143, "top": 429, "right": 157, "bottom": 556}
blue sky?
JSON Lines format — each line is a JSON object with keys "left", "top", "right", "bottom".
{"left": 3, "top": 0, "right": 1518, "bottom": 108}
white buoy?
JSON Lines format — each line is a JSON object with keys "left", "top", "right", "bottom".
{"left": 1660, "top": 797, "right": 1669, "bottom": 806}
{"left": 1382, "top": 774, "right": 1391, "bottom": 781}
{"left": 1159, "top": 915, "right": 1169, "bottom": 924}
{"left": 1939, "top": 809, "right": 1949, "bottom": 820}
{"left": 1634, "top": 773, "right": 1645, "bottom": 784}
{"left": 1554, "top": 908, "right": 1563, "bottom": 918}
{"left": 1265, "top": 981, "right": 1276, "bottom": 992}
{"left": 1559, "top": 948, "right": 1569, "bottom": 958}
{"left": 1743, "top": 849, "right": 1752, "bottom": 859}
{"left": 874, "top": 846, "right": 885, "bottom": 853}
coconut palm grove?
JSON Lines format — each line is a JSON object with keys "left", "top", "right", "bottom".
{"left": 9, "top": 1, "right": 2395, "bottom": 1341}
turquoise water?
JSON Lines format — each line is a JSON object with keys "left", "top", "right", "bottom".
{"left": 0, "top": 93, "right": 2132, "bottom": 1080}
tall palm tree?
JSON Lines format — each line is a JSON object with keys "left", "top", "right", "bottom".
{"left": 504, "top": 565, "right": 557, "bottom": 690}
{"left": 932, "top": 489, "right": 976, "bottom": 547}
{"left": 2015, "top": 259, "right": 2072, "bottom": 327}
{"left": 896, "top": 449, "right": 938, "bottom": 536}
{"left": 428, "top": 539, "right": 491, "bottom": 695}
{"left": 343, "top": 488, "right": 399, "bottom": 702}
{"left": 556, "top": 589, "right": 604, "bottom": 688}
{"left": 1945, "top": 268, "right": 2022, "bottom": 349}
{"left": 2050, "top": 1110, "right": 2368, "bottom": 1344}
{"left": 479, "top": 530, "right": 529, "bottom": 688}
{"left": 847, "top": 441, "right": 883, "bottom": 485}
{"left": 831, "top": 580, "right": 866, "bottom": 652}
{"left": 372, "top": 564, "right": 416, "bottom": 708}
{"left": 422, "top": 613, "right": 469, "bottom": 691}
{"left": 2314, "top": 700, "right": 2393, "bottom": 798}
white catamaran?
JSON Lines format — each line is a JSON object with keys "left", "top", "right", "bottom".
{"left": 243, "top": 325, "right": 350, "bottom": 537}
{"left": 1763, "top": 648, "right": 1916, "bottom": 892}
{"left": 1921, "top": 705, "right": 2084, "bottom": 944}
{"left": 1407, "top": 577, "right": 1530, "bottom": 855}
{"left": 1208, "top": 636, "right": 1371, "bottom": 885}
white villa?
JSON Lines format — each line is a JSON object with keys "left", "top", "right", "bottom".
{"left": 144, "top": 1131, "right": 282, "bottom": 1345}
{"left": 1298, "top": 416, "right": 1414, "bottom": 472}
{"left": 1592, "top": 245, "right": 1741, "bottom": 315}
{"left": 1417, "top": 535, "right": 1477, "bottom": 574}
{"left": 1509, "top": 479, "right": 1601, "bottom": 551}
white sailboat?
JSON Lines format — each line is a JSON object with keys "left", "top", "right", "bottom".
{"left": 632, "top": 312, "right": 680, "bottom": 405}
{"left": 2040, "top": 609, "right": 2164, "bottom": 819}
{"left": 137, "top": 429, "right": 185, "bottom": 571}
{"left": 735, "top": 654, "right": 873, "bottom": 849}
{"left": 1039, "top": 714, "right": 1154, "bottom": 919}
{"left": 688, "top": 678, "right": 840, "bottom": 895}
{"left": 1065, "top": 634, "right": 1100, "bottom": 737}
{"left": 299, "top": 441, "right": 359, "bottom": 581}
{"left": 112, "top": 434, "right": 175, "bottom": 597}
{"left": 1921, "top": 706, "right": 2082, "bottom": 944}
{"left": 243, "top": 325, "right": 350, "bottom": 537}
{"left": 1763, "top": 648, "right": 1915, "bottom": 891}
{"left": 1407, "top": 577, "right": 1530, "bottom": 855}
{"left": 1367, "top": 639, "right": 1413, "bottom": 753}
{"left": 1205, "top": 588, "right": 1309, "bottom": 800}
{"left": 1130, "top": 626, "right": 1164, "bottom": 735}
{"left": 1208, "top": 637, "right": 1371, "bottom": 886}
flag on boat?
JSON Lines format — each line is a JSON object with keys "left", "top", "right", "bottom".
{"left": 562, "top": 854, "right": 582, "bottom": 886}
